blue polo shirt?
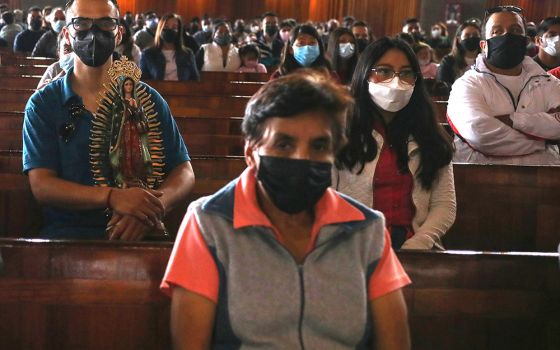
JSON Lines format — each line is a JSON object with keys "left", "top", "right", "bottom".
{"left": 22, "top": 68, "right": 190, "bottom": 239}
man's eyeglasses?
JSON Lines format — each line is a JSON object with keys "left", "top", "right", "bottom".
{"left": 59, "top": 104, "right": 85, "bottom": 143}
{"left": 369, "top": 67, "right": 417, "bottom": 86}
{"left": 67, "top": 17, "right": 119, "bottom": 32}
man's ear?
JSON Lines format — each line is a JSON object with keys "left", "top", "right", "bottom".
{"left": 536, "top": 35, "right": 545, "bottom": 48}
{"left": 244, "top": 141, "right": 258, "bottom": 169}
{"left": 479, "top": 39, "right": 487, "bottom": 52}
{"left": 62, "top": 26, "right": 72, "bottom": 46}
{"left": 115, "top": 25, "right": 124, "bottom": 46}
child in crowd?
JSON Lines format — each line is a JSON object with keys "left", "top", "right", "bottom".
{"left": 413, "top": 42, "right": 438, "bottom": 79}
{"left": 237, "top": 44, "right": 268, "bottom": 73}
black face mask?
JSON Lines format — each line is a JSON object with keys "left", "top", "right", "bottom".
{"left": 257, "top": 155, "right": 332, "bottom": 214}
{"left": 485, "top": 33, "right": 527, "bottom": 69}
{"left": 30, "top": 19, "right": 42, "bottom": 31}
{"left": 214, "top": 33, "right": 232, "bottom": 46}
{"left": 356, "top": 38, "right": 369, "bottom": 52}
{"left": 71, "top": 27, "right": 116, "bottom": 67}
{"left": 412, "top": 32, "right": 424, "bottom": 42}
{"left": 265, "top": 25, "right": 278, "bottom": 36}
{"left": 460, "top": 36, "right": 481, "bottom": 52}
{"left": 160, "top": 28, "right": 178, "bottom": 43}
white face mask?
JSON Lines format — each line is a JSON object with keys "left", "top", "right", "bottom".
{"left": 368, "top": 78, "right": 414, "bottom": 112}
{"left": 431, "top": 29, "right": 441, "bottom": 38}
{"left": 543, "top": 35, "right": 560, "bottom": 57}
{"left": 338, "top": 42, "right": 355, "bottom": 59}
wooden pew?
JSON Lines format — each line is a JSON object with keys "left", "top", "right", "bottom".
{"left": 0, "top": 239, "right": 558, "bottom": 350}
{"left": 0, "top": 65, "right": 49, "bottom": 76}
{"left": 1, "top": 152, "right": 560, "bottom": 252}
{"left": 0, "top": 154, "right": 246, "bottom": 238}
{"left": 0, "top": 55, "right": 56, "bottom": 67}
{"left": 0, "top": 88, "right": 250, "bottom": 119}
{"left": 445, "top": 163, "right": 560, "bottom": 252}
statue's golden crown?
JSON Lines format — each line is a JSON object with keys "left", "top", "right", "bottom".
{"left": 108, "top": 56, "right": 142, "bottom": 83}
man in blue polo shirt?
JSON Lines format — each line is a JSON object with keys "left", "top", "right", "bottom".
{"left": 22, "top": 0, "right": 195, "bottom": 240}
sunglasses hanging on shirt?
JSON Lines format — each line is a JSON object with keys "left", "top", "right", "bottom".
{"left": 59, "top": 103, "right": 86, "bottom": 143}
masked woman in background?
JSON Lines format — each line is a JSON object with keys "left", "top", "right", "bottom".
{"left": 326, "top": 27, "right": 359, "bottom": 85}
{"left": 196, "top": 21, "right": 241, "bottom": 72}
{"left": 270, "top": 24, "right": 335, "bottom": 80}
{"left": 140, "top": 13, "right": 199, "bottom": 81}
{"left": 335, "top": 37, "right": 456, "bottom": 250}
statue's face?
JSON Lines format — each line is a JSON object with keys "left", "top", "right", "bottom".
{"left": 124, "top": 80, "right": 134, "bottom": 94}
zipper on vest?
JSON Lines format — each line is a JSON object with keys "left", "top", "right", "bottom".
{"left": 297, "top": 264, "right": 306, "bottom": 350}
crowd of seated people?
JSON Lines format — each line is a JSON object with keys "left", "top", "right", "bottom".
{"left": 2, "top": 2, "right": 560, "bottom": 347}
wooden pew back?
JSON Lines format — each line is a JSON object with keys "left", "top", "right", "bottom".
{"left": 0, "top": 240, "right": 558, "bottom": 350}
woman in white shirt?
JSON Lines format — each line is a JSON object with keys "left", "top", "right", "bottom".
{"left": 196, "top": 21, "right": 241, "bottom": 72}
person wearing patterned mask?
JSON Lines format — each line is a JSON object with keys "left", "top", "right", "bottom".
{"left": 270, "top": 24, "right": 334, "bottom": 80}
{"left": 326, "top": 27, "right": 358, "bottom": 84}
{"left": 22, "top": 0, "right": 195, "bottom": 240}
{"left": 533, "top": 16, "right": 560, "bottom": 71}
{"left": 196, "top": 21, "right": 241, "bottom": 72}
{"left": 448, "top": 6, "right": 560, "bottom": 165}
{"left": 335, "top": 37, "right": 455, "bottom": 250}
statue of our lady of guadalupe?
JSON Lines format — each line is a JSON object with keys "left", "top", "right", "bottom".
{"left": 90, "top": 57, "right": 167, "bottom": 236}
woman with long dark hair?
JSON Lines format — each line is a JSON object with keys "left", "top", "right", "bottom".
{"left": 140, "top": 13, "right": 199, "bottom": 81}
{"left": 335, "top": 37, "right": 456, "bottom": 250}
{"left": 436, "top": 21, "right": 481, "bottom": 86}
{"left": 326, "top": 27, "right": 359, "bottom": 84}
{"left": 270, "top": 23, "right": 333, "bottom": 79}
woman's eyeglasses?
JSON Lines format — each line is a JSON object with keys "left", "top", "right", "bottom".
{"left": 369, "top": 67, "right": 417, "bottom": 86}
{"left": 59, "top": 104, "right": 85, "bottom": 143}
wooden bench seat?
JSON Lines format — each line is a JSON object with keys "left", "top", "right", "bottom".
{"left": 0, "top": 240, "right": 558, "bottom": 349}
{"left": 0, "top": 88, "right": 250, "bottom": 118}
{"left": 0, "top": 155, "right": 246, "bottom": 238}
{"left": 0, "top": 55, "right": 56, "bottom": 66}
{"left": 0, "top": 65, "right": 49, "bottom": 76}
{"left": 1, "top": 155, "right": 560, "bottom": 252}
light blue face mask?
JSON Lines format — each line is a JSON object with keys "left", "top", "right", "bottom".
{"left": 293, "top": 44, "right": 320, "bottom": 67}
{"left": 52, "top": 19, "right": 65, "bottom": 33}
{"left": 59, "top": 52, "right": 74, "bottom": 72}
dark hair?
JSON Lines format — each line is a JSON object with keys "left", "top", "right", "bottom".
{"left": 64, "top": 0, "right": 119, "bottom": 13}
{"left": 537, "top": 16, "right": 560, "bottom": 36}
{"left": 326, "top": 27, "right": 358, "bottom": 84}
{"left": 395, "top": 32, "right": 416, "bottom": 46}
{"left": 403, "top": 17, "right": 420, "bottom": 25}
{"left": 118, "top": 18, "right": 134, "bottom": 60}
{"left": 154, "top": 13, "right": 189, "bottom": 54}
{"left": 278, "top": 24, "right": 331, "bottom": 76}
{"left": 1, "top": 10, "right": 13, "bottom": 24}
{"left": 336, "top": 37, "right": 454, "bottom": 189}
{"left": 450, "top": 21, "right": 481, "bottom": 74}
{"left": 280, "top": 19, "right": 294, "bottom": 30}
{"left": 239, "top": 44, "right": 260, "bottom": 59}
{"left": 28, "top": 6, "right": 42, "bottom": 13}
{"left": 242, "top": 70, "right": 353, "bottom": 153}
{"left": 211, "top": 20, "right": 231, "bottom": 42}
{"left": 261, "top": 12, "right": 277, "bottom": 20}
